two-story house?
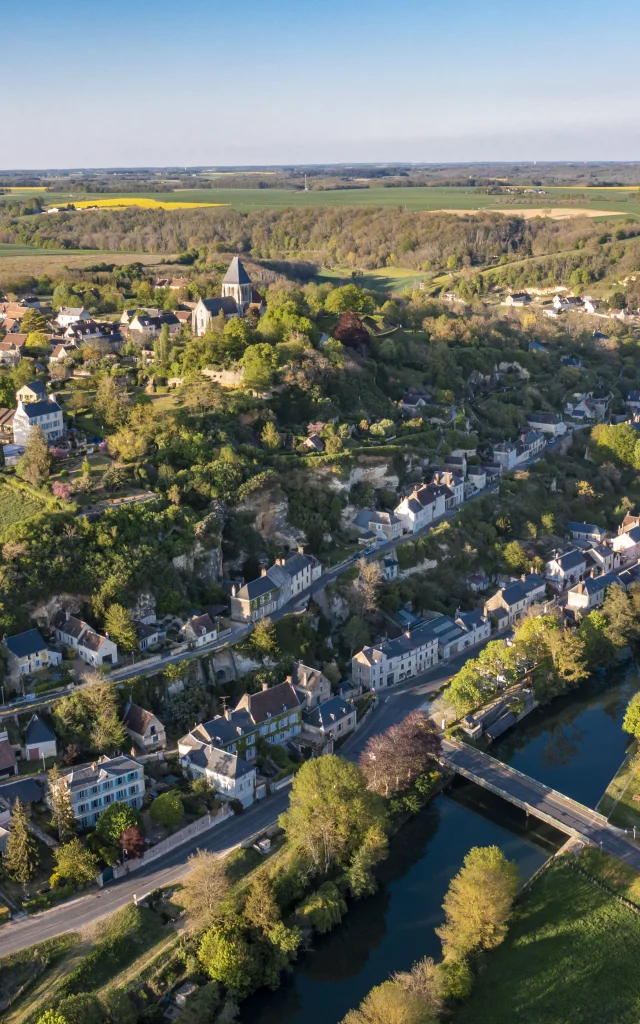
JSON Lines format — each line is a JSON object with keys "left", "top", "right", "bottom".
{"left": 545, "top": 548, "right": 588, "bottom": 590}
{"left": 527, "top": 412, "right": 567, "bottom": 436}
{"left": 298, "top": 696, "right": 356, "bottom": 756}
{"left": 483, "top": 574, "right": 547, "bottom": 628}
{"left": 3, "top": 629, "right": 62, "bottom": 684}
{"left": 466, "top": 465, "right": 487, "bottom": 492}
{"left": 13, "top": 398, "right": 64, "bottom": 446}
{"left": 585, "top": 544, "right": 620, "bottom": 576}
{"left": 0, "top": 340, "right": 22, "bottom": 367}
{"left": 52, "top": 754, "right": 145, "bottom": 829}
{"left": 52, "top": 611, "right": 118, "bottom": 667}
{"left": 122, "top": 702, "right": 166, "bottom": 752}
{"left": 394, "top": 483, "right": 447, "bottom": 534}
{"left": 568, "top": 522, "right": 609, "bottom": 544}
{"left": 567, "top": 573, "right": 622, "bottom": 613}
{"left": 352, "top": 509, "right": 402, "bottom": 541}
{"left": 55, "top": 306, "right": 91, "bottom": 328}
{"left": 612, "top": 526, "right": 640, "bottom": 565}
{"left": 230, "top": 549, "right": 321, "bottom": 622}
{"left": 180, "top": 744, "right": 256, "bottom": 807}
{"left": 351, "top": 620, "right": 440, "bottom": 692}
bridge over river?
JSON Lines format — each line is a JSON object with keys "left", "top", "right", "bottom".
{"left": 441, "top": 738, "right": 640, "bottom": 871}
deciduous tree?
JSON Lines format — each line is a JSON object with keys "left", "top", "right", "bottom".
{"left": 53, "top": 838, "right": 98, "bottom": 886}
{"left": 180, "top": 849, "right": 230, "bottom": 921}
{"left": 150, "top": 791, "right": 183, "bottom": 829}
{"left": 16, "top": 425, "right": 50, "bottom": 486}
{"left": 341, "top": 980, "right": 435, "bottom": 1024}
{"left": 95, "top": 802, "right": 143, "bottom": 844}
{"left": 436, "top": 845, "right": 519, "bottom": 959}
{"left": 279, "top": 755, "right": 387, "bottom": 875}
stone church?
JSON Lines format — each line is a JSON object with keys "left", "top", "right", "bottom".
{"left": 191, "top": 257, "right": 265, "bottom": 336}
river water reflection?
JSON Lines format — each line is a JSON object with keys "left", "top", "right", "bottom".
{"left": 241, "top": 671, "right": 637, "bottom": 1024}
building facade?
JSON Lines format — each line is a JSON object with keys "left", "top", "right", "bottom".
{"left": 53, "top": 755, "right": 145, "bottom": 829}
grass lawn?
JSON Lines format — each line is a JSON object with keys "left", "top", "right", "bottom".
{"left": 317, "top": 265, "right": 434, "bottom": 294}
{"left": 0, "top": 481, "right": 47, "bottom": 532}
{"left": 597, "top": 740, "right": 640, "bottom": 829}
{"left": 453, "top": 862, "right": 640, "bottom": 1024}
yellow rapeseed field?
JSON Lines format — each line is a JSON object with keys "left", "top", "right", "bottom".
{"left": 71, "top": 197, "right": 228, "bottom": 210}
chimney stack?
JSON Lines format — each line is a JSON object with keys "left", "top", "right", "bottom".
{"left": 262, "top": 681, "right": 269, "bottom": 691}
{"left": 224, "top": 707, "right": 232, "bottom": 721}
{"left": 261, "top": 567, "right": 267, "bottom": 576}
{"left": 298, "top": 545, "right": 304, "bottom": 554}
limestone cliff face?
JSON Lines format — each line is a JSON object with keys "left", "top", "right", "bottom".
{"left": 32, "top": 593, "right": 87, "bottom": 628}
{"left": 312, "top": 585, "right": 351, "bottom": 626}
{"left": 236, "top": 482, "right": 307, "bottom": 549}
{"left": 172, "top": 541, "right": 222, "bottom": 581}
{"left": 325, "top": 460, "right": 400, "bottom": 494}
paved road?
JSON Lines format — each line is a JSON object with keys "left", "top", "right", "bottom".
{"left": 441, "top": 739, "right": 640, "bottom": 872}
{"left": 0, "top": 646, "right": 478, "bottom": 956}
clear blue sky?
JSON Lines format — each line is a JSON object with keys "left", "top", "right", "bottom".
{"left": 10, "top": 0, "right": 640, "bottom": 168}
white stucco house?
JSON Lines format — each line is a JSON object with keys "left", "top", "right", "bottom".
{"left": 12, "top": 399, "right": 64, "bottom": 446}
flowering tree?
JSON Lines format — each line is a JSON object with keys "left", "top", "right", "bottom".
{"left": 52, "top": 481, "right": 73, "bottom": 499}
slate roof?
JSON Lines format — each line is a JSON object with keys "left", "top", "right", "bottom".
{"left": 123, "top": 703, "right": 158, "bottom": 736}
{"left": 222, "top": 257, "right": 251, "bottom": 285}
{"left": 303, "top": 696, "right": 352, "bottom": 730}
{"left": 190, "top": 710, "right": 256, "bottom": 746}
{"left": 574, "top": 572, "right": 620, "bottom": 596}
{"left": 187, "top": 743, "right": 254, "bottom": 779}
{"left": 237, "top": 681, "right": 301, "bottom": 723}
{"left": 4, "top": 629, "right": 48, "bottom": 659}
{"left": 24, "top": 714, "right": 56, "bottom": 747}
{"left": 184, "top": 613, "right": 217, "bottom": 637}
{"left": 499, "top": 582, "right": 528, "bottom": 607}
{"left": 552, "top": 549, "right": 587, "bottom": 572}
{"left": 528, "top": 412, "right": 563, "bottom": 425}
{"left": 358, "top": 618, "right": 443, "bottom": 664}
{"left": 20, "top": 399, "right": 61, "bottom": 420}
{"left": 200, "top": 296, "right": 239, "bottom": 315}
{"left": 60, "top": 754, "right": 142, "bottom": 793}
{"left": 456, "top": 609, "right": 487, "bottom": 631}
{"left": 622, "top": 526, "right": 640, "bottom": 544}
{"left": 568, "top": 521, "right": 607, "bottom": 538}
{"left": 0, "top": 776, "right": 45, "bottom": 805}
{"left": 235, "top": 574, "right": 279, "bottom": 601}
{"left": 21, "top": 380, "right": 47, "bottom": 396}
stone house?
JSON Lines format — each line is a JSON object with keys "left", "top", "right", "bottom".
{"left": 567, "top": 573, "right": 622, "bottom": 613}
{"left": 545, "top": 548, "right": 588, "bottom": 590}
{"left": 612, "top": 526, "right": 640, "bottom": 564}
{"left": 3, "top": 629, "right": 62, "bottom": 682}
{"left": 289, "top": 662, "right": 332, "bottom": 709}
{"left": 483, "top": 574, "right": 547, "bottom": 627}
{"left": 298, "top": 696, "right": 356, "bottom": 756}
{"left": 55, "top": 307, "right": 90, "bottom": 327}
{"left": 394, "top": 483, "right": 447, "bottom": 534}
{"left": 230, "top": 549, "right": 321, "bottom": 622}
{"left": 122, "top": 702, "right": 166, "bottom": 751}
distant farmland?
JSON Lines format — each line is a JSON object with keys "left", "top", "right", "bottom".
{"left": 3, "top": 185, "right": 640, "bottom": 217}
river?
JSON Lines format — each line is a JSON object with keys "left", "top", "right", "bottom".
{"left": 241, "top": 671, "right": 638, "bottom": 1024}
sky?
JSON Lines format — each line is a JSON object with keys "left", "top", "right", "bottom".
{"left": 8, "top": 0, "right": 640, "bottom": 168}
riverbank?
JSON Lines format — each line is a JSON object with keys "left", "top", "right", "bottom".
{"left": 453, "top": 856, "right": 640, "bottom": 1024}
{"left": 598, "top": 738, "right": 640, "bottom": 830}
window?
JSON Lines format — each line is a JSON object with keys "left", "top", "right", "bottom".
{"left": 129, "top": 785, "right": 137, "bottom": 796}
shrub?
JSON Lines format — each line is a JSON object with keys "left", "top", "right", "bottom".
{"left": 296, "top": 882, "right": 347, "bottom": 934}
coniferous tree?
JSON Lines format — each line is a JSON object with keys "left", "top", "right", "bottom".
{"left": 4, "top": 798, "right": 38, "bottom": 885}
{"left": 104, "top": 603, "right": 137, "bottom": 653}
{"left": 48, "top": 764, "right": 76, "bottom": 843}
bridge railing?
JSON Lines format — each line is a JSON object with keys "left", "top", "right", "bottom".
{"left": 441, "top": 739, "right": 616, "bottom": 831}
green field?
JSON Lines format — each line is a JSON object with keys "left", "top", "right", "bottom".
{"left": 317, "top": 265, "right": 437, "bottom": 294}
{"left": 597, "top": 740, "right": 640, "bottom": 829}
{"left": 453, "top": 862, "right": 640, "bottom": 1024}
{"left": 0, "top": 482, "right": 47, "bottom": 531}
{"left": 3, "top": 185, "right": 640, "bottom": 216}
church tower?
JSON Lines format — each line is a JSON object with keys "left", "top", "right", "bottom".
{"left": 221, "top": 257, "right": 252, "bottom": 312}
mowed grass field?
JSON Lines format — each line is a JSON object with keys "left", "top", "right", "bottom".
{"left": 318, "top": 265, "right": 437, "bottom": 294}
{"left": 453, "top": 862, "right": 640, "bottom": 1024}
{"left": 3, "top": 185, "right": 640, "bottom": 216}
{"left": 0, "top": 246, "right": 174, "bottom": 277}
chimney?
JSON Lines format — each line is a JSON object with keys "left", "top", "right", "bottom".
{"left": 298, "top": 545, "right": 304, "bottom": 554}
{"left": 262, "top": 681, "right": 269, "bottom": 691}
{"left": 261, "top": 567, "right": 267, "bottom": 576}
{"left": 405, "top": 628, "right": 412, "bottom": 638}
{"left": 65, "top": 609, "right": 70, "bottom": 621}
{"left": 231, "top": 584, "right": 237, "bottom": 598}
{"left": 224, "top": 707, "right": 232, "bottom": 721}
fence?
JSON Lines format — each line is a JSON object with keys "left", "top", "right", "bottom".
{"left": 271, "top": 774, "right": 295, "bottom": 792}
{"left": 110, "top": 804, "right": 232, "bottom": 880}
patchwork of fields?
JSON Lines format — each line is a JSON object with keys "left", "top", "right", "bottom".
{"left": 3, "top": 185, "right": 640, "bottom": 216}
